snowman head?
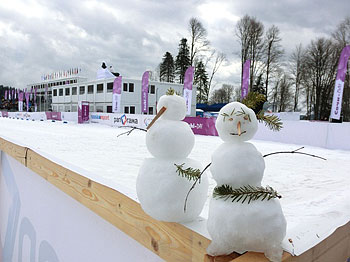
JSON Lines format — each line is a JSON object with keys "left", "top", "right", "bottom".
{"left": 216, "top": 102, "right": 258, "bottom": 142}
{"left": 157, "top": 90, "right": 186, "bottom": 121}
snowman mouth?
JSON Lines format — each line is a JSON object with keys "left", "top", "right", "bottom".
{"left": 230, "top": 131, "right": 246, "bottom": 136}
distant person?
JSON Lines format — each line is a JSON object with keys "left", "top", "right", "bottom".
{"left": 101, "top": 62, "right": 107, "bottom": 69}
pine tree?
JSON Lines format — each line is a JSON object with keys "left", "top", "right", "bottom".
{"left": 160, "top": 52, "right": 175, "bottom": 82}
{"left": 194, "top": 60, "right": 209, "bottom": 103}
{"left": 175, "top": 38, "right": 191, "bottom": 84}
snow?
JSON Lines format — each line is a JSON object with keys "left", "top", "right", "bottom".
{"left": 0, "top": 117, "right": 350, "bottom": 256}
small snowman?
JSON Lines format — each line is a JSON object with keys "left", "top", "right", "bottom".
{"left": 207, "top": 102, "right": 286, "bottom": 262}
{"left": 136, "top": 89, "right": 209, "bottom": 223}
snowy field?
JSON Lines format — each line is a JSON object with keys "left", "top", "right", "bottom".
{"left": 0, "top": 117, "right": 350, "bottom": 256}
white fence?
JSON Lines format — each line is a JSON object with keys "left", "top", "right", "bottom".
{"left": 0, "top": 150, "right": 161, "bottom": 262}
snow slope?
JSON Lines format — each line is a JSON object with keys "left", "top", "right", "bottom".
{"left": 0, "top": 117, "right": 350, "bottom": 256}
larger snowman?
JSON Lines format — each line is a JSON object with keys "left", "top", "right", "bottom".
{"left": 136, "top": 90, "right": 209, "bottom": 223}
{"left": 207, "top": 102, "right": 286, "bottom": 262}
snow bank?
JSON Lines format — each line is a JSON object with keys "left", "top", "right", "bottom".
{"left": 0, "top": 117, "right": 350, "bottom": 256}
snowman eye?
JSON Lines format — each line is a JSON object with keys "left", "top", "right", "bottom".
{"left": 228, "top": 118, "right": 233, "bottom": 121}
{"left": 220, "top": 112, "right": 230, "bottom": 122}
{"left": 244, "top": 114, "right": 251, "bottom": 122}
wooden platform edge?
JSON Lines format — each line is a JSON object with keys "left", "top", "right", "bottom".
{"left": 0, "top": 137, "right": 299, "bottom": 262}
{"left": 0, "top": 137, "right": 211, "bottom": 262}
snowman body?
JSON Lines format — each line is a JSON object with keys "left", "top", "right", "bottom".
{"left": 137, "top": 93, "right": 208, "bottom": 223}
{"left": 207, "top": 102, "right": 286, "bottom": 262}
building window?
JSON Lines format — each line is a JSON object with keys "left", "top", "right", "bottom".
{"left": 123, "top": 83, "right": 128, "bottom": 92}
{"left": 129, "top": 83, "right": 134, "bottom": 92}
{"left": 70, "top": 80, "right": 74, "bottom": 84}
{"left": 88, "top": 85, "right": 93, "bottom": 94}
{"left": 72, "top": 87, "right": 77, "bottom": 95}
{"left": 65, "top": 106, "right": 70, "bottom": 112}
{"left": 148, "top": 107, "right": 154, "bottom": 115}
{"left": 59, "top": 89, "right": 63, "bottom": 96}
{"left": 107, "top": 106, "right": 112, "bottom": 113}
{"left": 65, "top": 88, "right": 70, "bottom": 96}
{"left": 150, "top": 85, "right": 155, "bottom": 94}
{"left": 130, "top": 106, "right": 135, "bottom": 114}
{"left": 89, "top": 105, "right": 94, "bottom": 112}
{"left": 96, "top": 106, "right": 103, "bottom": 112}
{"left": 53, "top": 89, "right": 57, "bottom": 96}
{"left": 107, "top": 82, "right": 113, "bottom": 93}
{"left": 124, "top": 106, "right": 129, "bottom": 114}
{"left": 97, "top": 83, "right": 104, "bottom": 93}
{"left": 72, "top": 105, "right": 77, "bottom": 112}
{"left": 80, "top": 86, "right": 85, "bottom": 95}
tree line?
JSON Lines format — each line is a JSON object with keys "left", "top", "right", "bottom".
{"left": 157, "top": 16, "right": 350, "bottom": 121}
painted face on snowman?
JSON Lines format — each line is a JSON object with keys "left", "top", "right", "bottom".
{"left": 215, "top": 102, "right": 258, "bottom": 143}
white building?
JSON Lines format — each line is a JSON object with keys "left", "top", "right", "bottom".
{"left": 28, "top": 75, "right": 197, "bottom": 116}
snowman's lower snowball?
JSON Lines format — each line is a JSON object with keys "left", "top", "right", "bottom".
{"left": 137, "top": 158, "right": 209, "bottom": 222}
{"left": 207, "top": 198, "right": 286, "bottom": 262}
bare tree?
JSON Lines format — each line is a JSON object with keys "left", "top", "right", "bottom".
{"left": 289, "top": 44, "right": 306, "bottom": 111}
{"left": 304, "top": 38, "right": 339, "bottom": 120}
{"left": 270, "top": 73, "right": 293, "bottom": 112}
{"left": 188, "top": 17, "right": 210, "bottom": 66}
{"left": 264, "top": 25, "right": 284, "bottom": 97}
{"left": 209, "top": 84, "right": 234, "bottom": 104}
{"left": 207, "top": 51, "right": 226, "bottom": 95}
{"left": 235, "top": 15, "right": 265, "bottom": 92}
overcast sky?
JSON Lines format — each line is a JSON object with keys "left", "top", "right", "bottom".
{"left": 0, "top": 0, "right": 349, "bottom": 90}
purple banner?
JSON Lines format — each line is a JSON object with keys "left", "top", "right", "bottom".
{"left": 330, "top": 45, "right": 350, "bottom": 120}
{"left": 4, "top": 90, "right": 7, "bottom": 100}
{"left": 241, "top": 60, "right": 250, "bottom": 99}
{"left": 19, "top": 92, "right": 23, "bottom": 102}
{"left": 113, "top": 76, "right": 122, "bottom": 94}
{"left": 183, "top": 66, "right": 195, "bottom": 115}
{"left": 78, "top": 101, "right": 89, "bottom": 123}
{"left": 183, "top": 117, "right": 218, "bottom": 136}
{"left": 141, "top": 71, "right": 149, "bottom": 113}
{"left": 113, "top": 76, "right": 122, "bottom": 113}
{"left": 184, "top": 66, "right": 194, "bottom": 91}
{"left": 25, "top": 92, "right": 30, "bottom": 112}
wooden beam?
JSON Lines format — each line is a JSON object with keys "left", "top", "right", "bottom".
{"left": 0, "top": 137, "right": 27, "bottom": 165}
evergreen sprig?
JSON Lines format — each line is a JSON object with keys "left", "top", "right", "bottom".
{"left": 166, "top": 88, "right": 180, "bottom": 96}
{"left": 242, "top": 92, "right": 266, "bottom": 110}
{"left": 175, "top": 163, "right": 201, "bottom": 181}
{"left": 213, "top": 184, "right": 281, "bottom": 204}
{"left": 257, "top": 110, "right": 283, "bottom": 131}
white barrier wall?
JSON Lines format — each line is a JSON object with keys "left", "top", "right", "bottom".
{"left": 90, "top": 112, "right": 155, "bottom": 129}
{"left": 0, "top": 151, "right": 162, "bottom": 262}
{"left": 255, "top": 121, "right": 350, "bottom": 150}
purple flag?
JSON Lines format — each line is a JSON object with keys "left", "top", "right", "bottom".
{"left": 141, "top": 71, "right": 149, "bottom": 113}
{"left": 25, "top": 92, "right": 30, "bottom": 112}
{"left": 241, "top": 60, "right": 250, "bottom": 99}
{"left": 4, "top": 90, "right": 7, "bottom": 100}
{"left": 330, "top": 45, "right": 350, "bottom": 120}
{"left": 113, "top": 76, "right": 122, "bottom": 113}
{"left": 183, "top": 66, "right": 195, "bottom": 115}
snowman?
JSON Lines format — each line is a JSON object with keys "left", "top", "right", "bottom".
{"left": 206, "top": 102, "right": 286, "bottom": 262}
{"left": 136, "top": 90, "right": 209, "bottom": 223}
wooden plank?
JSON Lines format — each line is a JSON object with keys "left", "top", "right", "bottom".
{"left": 232, "top": 251, "right": 292, "bottom": 262}
{"left": 0, "top": 137, "right": 27, "bottom": 165}
{"left": 25, "top": 148, "right": 212, "bottom": 262}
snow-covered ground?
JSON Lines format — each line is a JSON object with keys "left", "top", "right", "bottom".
{"left": 0, "top": 117, "right": 350, "bottom": 256}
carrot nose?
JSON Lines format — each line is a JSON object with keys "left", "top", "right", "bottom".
{"left": 237, "top": 121, "right": 241, "bottom": 136}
